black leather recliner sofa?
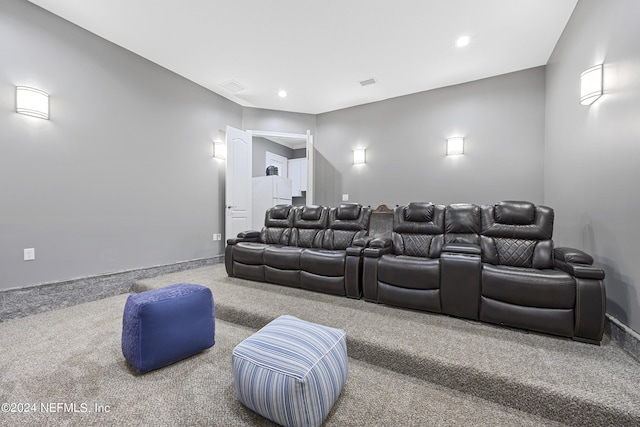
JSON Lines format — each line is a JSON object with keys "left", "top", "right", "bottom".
{"left": 362, "top": 201, "right": 606, "bottom": 344}
{"left": 225, "top": 203, "right": 371, "bottom": 297}
{"left": 226, "top": 200, "right": 606, "bottom": 344}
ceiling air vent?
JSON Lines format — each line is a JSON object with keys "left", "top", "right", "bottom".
{"left": 359, "top": 78, "right": 377, "bottom": 87}
{"left": 220, "top": 79, "right": 247, "bottom": 93}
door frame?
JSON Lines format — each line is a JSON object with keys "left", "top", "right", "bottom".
{"left": 247, "top": 130, "right": 314, "bottom": 205}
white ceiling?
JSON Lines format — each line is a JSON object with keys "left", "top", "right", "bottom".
{"left": 28, "top": 0, "right": 577, "bottom": 115}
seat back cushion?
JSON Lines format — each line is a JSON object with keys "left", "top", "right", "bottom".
{"left": 260, "top": 205, "right": 294, "bottom": 245}
{"left": 392, "top": 202, "right": 445, "bottom": 258}
{"left": 444, "top": 203, "right": 481, "bottom": 245}
{"left": 323, "top": 204, "right": 371, "bottom": 250}
{"left": 480, "top": 201, "right": 554, "bottom": 268}
{"left": 291, "top": 205, "right": 328, "bottom": 248}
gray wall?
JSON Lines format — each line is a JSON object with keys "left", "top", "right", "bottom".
{"left": 0, "top": 0, "right": 242, "bottom": 290}
{"left": 315, "top": 67, "right": 546, "bottom": 208}
{"left": 252, "top": 137, "right": 294, "bottom": 177}
{"left": 545, "top": 0, "right": 640, "bottom": 333}
{"left": 242, "top": 107, "right": 316, "bottom": 136}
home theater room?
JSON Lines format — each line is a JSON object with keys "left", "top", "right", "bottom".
{"left": 1, "top": 0, "right": 639, "bottom": 426}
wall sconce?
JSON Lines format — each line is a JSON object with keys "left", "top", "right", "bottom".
{"left": 353, "top": 148, "right": 366, "bottom": 164}
{"left": 446, "top": 137, "right": 464, "bottom": 156}
{"left": 16, "top": 86, "right": 49, "bottom": 119}
{"left": 213, "top": 141, "right": 226, "bottom": 160}
{"left": 580, "top": 64, "right": 603, "bottom": 105}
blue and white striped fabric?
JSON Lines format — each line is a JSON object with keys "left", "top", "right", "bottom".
{"left": 232, "top": 315, "right": 348, "bottom": 427}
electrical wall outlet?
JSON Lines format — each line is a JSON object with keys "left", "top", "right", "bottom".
{"left": 342, "top": 194, "right": 349, "bottom": 201}
{"left": 213, "top": 233, "right": 218, "bottom": 241}
{"left": 24, "top": 248, "right": 35, "bottom": 261}
{"left": 216, "top": 233, "right": 222, "bottom": 241}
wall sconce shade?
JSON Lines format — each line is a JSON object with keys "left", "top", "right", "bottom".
{"left": 580, "top": 64, "right": 603, "bottom": 105}
{"left": 16, "top": 86, "right": 49, "bottom": 119}
{"left": 446, "top": 137, "right": 464, "bottom": 156}
{"left": 353, "top": 148, "right": 366, "bottom": 164}
{"left": 214, "top": 142, "right": 226, "bottom": 159}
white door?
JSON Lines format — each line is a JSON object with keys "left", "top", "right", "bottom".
{"left": 225, "top": 126, "right": 252, "bottom": 242}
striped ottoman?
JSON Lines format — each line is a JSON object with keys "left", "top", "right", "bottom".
{"left": 121, "top": 283, "right": 215, "bottom": 373}
{"left": 232, "top": 315, "right": 348, "bottom": 427}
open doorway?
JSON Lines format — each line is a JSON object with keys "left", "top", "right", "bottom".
{"left": 247, "top": 130, "right": 314, "bottom": 205}
{"left": 247, "top": 129, "right": 314, "bottom": 229}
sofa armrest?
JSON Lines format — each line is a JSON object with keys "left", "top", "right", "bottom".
{"left": 226, "top": 230, "right": 260, "bottom": 245}
{"left": 555, "top": 260, "right": 605, "bottom": 280}
{"left": 554, "top": 247, "right": 604, "bottom": 280}
{"left": 364, "top": 246, "right": 392, "bottom": 258}
{"left": 442, "top": 243, "right": 481, "bottom": 255}
{"left": 369, "top": 237, "right": 392, "bottom": 249}
{"left": 554, "top": 247, "right": 594, "bottom": 265}
{"left": 352, "top": 236, "right": 373, "bottom": 247}
{"left": 238, "top": 230, "right": 260, "bottom": 239}
{"left": 346, "top": 246, "right": 364, "bottom": 256}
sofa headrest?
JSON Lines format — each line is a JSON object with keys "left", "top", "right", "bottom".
{"left": 481, "top": 202, "right": 554, "bottom": 241}
{"left": 445, "top": 204, "right": 481, "bottom": 234}
{"left": 405, "top": 202, "right": 434, "bottom": 222}
{"left": 293, "top": 206, "right": 328, "bottom": 229}
{"left": 337, "top": 204, "right": 361, "bottom": 220}
{"left": 329, "top": 205, "right": 370, "bottom": 231}
{"left": 494, "top": 201, "right": 535, "bottom": 225}
{"left": 301, "top": 205, "right": 323, "bottom": 221}
{"left": 271, "top": 205, "right": 291, "bottom": 220}
{"left": 394, "top": 203, "right": 445, "bottom": 235}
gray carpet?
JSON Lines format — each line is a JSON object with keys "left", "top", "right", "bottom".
{"left": 1, "top": 264, "right": 638, "bottom": 426}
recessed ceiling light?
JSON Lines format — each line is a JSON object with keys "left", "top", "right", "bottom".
{"left": 456, "top": 36, "right": 470, "bottom": 47}
{"left": 278, "top": 90, "right": 287, "bottom": 98}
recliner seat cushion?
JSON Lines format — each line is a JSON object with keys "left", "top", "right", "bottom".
{"left": 264, "top": 246, "right": 302, "bottom": 270}
{"left": 233, "top": 242, "right": 267, "bottom": 265}
{"left": 482, "top": 264, "right": 575, "bottom": 309}
{"left": 300, "top": 249, "right": 345, "bottom": 277}
{"left": 378, "top": 254, "right": 440, "bottom": 290}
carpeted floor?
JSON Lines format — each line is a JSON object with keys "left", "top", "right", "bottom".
{"left": 1, "top": 264, "right": 638, "bottom": 426}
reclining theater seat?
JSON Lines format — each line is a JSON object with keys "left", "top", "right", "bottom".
{"left": 300, "top": 204, "right": 371, "bottom": 296}
{"left": 225, "top": 205, "right": 293, "bottom": 281}
{"left": 363, "top": 202, "right": 445, "bottom": 313}
{"left": 478, "top": 201, "right": 602, "bottom": 342}
{"left": 263, "top": 205, "right": 328, "bottom": 288}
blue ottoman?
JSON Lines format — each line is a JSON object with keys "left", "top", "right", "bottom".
{"left": 232, "top": 315, "right": 348, "bottom": 427}
{"left": 122, "top": 283, "right": 215, "bottom": 373}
